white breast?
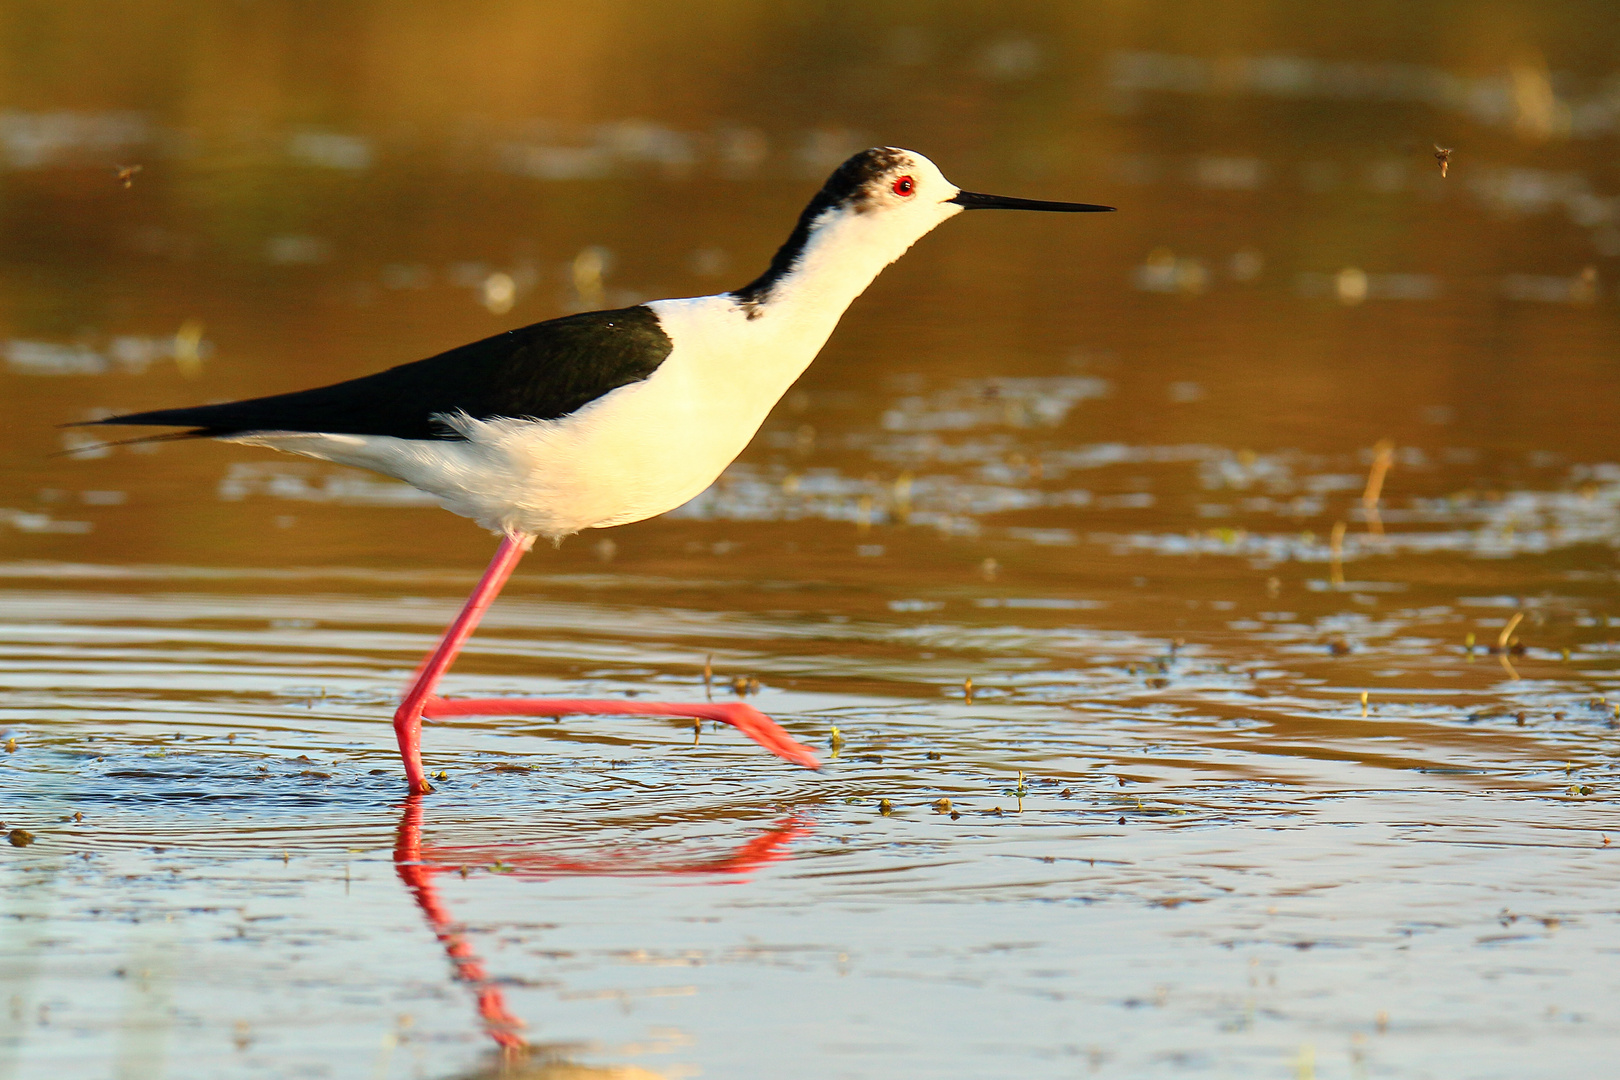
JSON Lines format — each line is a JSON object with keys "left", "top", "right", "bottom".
{"left": 234, "top": 295, "right": 840, "bottom": 540}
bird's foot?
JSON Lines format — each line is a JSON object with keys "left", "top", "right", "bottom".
{"left": 420, "top": 696, "right": 821, "bottom": 769}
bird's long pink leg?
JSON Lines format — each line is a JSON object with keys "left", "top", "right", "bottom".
{"left": 395, "top": 535, "right": 821, "bottom": 794}
{"left": 394, "top": 534, "right": 532, "bottom": 794}
{"left": 422, "top": 697, "right": 821, "bottom": 771}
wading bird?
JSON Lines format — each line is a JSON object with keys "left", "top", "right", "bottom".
{"left": 81, "top": 147, "right": 1113, "bottom": 794}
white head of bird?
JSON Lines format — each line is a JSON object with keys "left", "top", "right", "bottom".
{"left": 730, "top": 147, "right": 1113, "bottom": 320}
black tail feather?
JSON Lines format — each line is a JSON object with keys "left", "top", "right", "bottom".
{"left": 49, "top": 427, "right": 213, "bottom": 459}
{"left": 57, "top": 303, "right": 675, "bottom": 443}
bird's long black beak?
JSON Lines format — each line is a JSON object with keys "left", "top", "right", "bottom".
{"left": 948, "top": 190, "right": 1115, "bottom": 213}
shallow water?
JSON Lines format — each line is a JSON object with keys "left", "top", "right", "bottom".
{"left": 5, "top": 4, "right": 1620, "bottom": 1078}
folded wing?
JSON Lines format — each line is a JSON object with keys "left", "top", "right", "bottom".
{"left": 87, "top": 305, "right": 674, "bottom": 440}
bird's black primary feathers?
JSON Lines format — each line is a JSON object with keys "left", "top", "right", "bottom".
{"left": 91, "top": 305, "right": 674, "bottom": 440}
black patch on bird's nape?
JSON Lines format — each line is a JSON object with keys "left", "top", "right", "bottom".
{"left": 81, "top": 305, "right": 674, "bottom": 442}
{"left": 730, "top": 147, "right": 911, "bottom": 317}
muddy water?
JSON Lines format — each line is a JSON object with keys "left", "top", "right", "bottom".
{"left": 4, "top": 4, "right": 1620, "bottom": 1078}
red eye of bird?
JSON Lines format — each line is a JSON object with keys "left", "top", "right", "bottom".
{"left": 892, "top": 175, "right": 916, "bottom": 197}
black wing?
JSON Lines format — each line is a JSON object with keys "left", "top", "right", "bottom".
{"left": 86, "top": 305, "right": 674, "bottom": 440}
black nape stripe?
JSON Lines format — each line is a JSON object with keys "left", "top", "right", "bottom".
{"left": 730, "top": 147, "right": 908, "bottom": 316}
{"left": 86, "top": 305, "right": 673, "bottom": 442}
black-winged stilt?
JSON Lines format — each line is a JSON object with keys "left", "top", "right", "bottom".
{"left": 80, "top": 147, "right": 1113, "bottom": 794}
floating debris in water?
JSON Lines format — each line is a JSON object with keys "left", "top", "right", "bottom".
{"left": 1362, "top": 440, "right": 1395, "bottom": 536}
{"left": 1497, "top": 611, "right": 1525, "bottom": 652}
{"left": 7, "top": 829, "right": 34, "bottom": 847}
{"left": 1329, "top": 521, "right": 1347, "bottom": 588}
{"left": 1009, "top": 771, "right": 1029, "bottom": 799}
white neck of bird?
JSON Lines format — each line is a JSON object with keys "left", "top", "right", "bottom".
{"left": 750, "top": 208, "right": 927, "bottom": 327}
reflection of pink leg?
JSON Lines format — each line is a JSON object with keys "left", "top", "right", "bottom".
{"left": 393, "top": 797, "right": 806, "bottom": 1056}
{"left": 394, "top": 797, "right": 527, "bottom": 1051}
{"left": 394, "top": 536, "right": 821, "bottom": 794}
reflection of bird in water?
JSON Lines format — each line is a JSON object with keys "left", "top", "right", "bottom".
{"left": 81, "top": 148, "right": 1111, "bottom": 793}
{"left": 393, "top": 796, "right": 804, "bottom": 1076}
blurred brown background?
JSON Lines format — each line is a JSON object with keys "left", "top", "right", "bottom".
{"left": 2, "top": 1, "right": 1618, "bottom": 565}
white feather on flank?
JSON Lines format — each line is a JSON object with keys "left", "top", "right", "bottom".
{"left": 230, "top": 150, "right": 966, "bottom": 541}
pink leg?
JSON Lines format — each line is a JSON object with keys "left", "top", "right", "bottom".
{"left": 423, "top": 697, "right": 821, "bottom": 770}
{"left": 395, "top": 535, "right": 820, "bottom": 793}
{"left": 395, "top": 534, "right": 531, "bottom": 794}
